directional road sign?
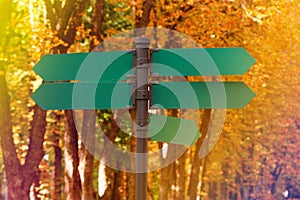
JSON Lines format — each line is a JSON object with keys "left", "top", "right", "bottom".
{"left": 149, "top": 114, "right": 200, "bottom": 146}
{"left": 33, "top": 51, "right": 132, "bottom": 82}
{"left": 31, "top": 82, "right": 132, "bottom": 110}
{"left": 152, "top": 48, "right": 255, "bottom": 76}
{"left": 151, "top": 82, "right": 255, "bottom": 109}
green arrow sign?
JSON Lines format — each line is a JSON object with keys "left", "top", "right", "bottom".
{"left": 31, "top": 82, "right": 132, "bottom": 110}
{"left": 33, "top": 48, "right": 255, "bottom": 83}
{"left": 152, "top": 48, "right": 255, "bottom": 76}
{"left": 33, "top": 51, "right": 132, "bottom": 82}
{"left": 151, "top": 82, "right": 255, "bottom": 109}
{"left": 32, "top": 82, "right": 255, "bottom": 110}
{"left": 149, "top": 114, "right": 200, "bottom": 146}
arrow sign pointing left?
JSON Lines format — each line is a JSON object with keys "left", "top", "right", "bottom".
{"left": 33, "top": 51, "right": 132, "bottom": 82}
{"left": 31, "top": 82, "right": 132, "bottom": 110}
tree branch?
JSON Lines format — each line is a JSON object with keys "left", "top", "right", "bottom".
{"left": 240, "top": 2, "right": 260, "bottom": 23}
{"left": 61, "top": 0, "right": 88, "bottom": 48}
{"left": 53, "top": 0, "right": 62, "bottom": 18}
{"left": 44, "top": 0, "right": 56, "bottom": 30}
{"left": 90, "top": 0, "right": 105, "bottom": 50}
{"left": 57, "top": 0, "right": 76, "bottom": 37}
{"left": 135, "top": 0, "right": 154, "bottom": 28}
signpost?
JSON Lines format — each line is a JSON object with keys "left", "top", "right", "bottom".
{"left": 31, "top": 37, "right": 255, "bottom": 200}
{"left": 134, "top": 37, "right": 150, "bottom": 200}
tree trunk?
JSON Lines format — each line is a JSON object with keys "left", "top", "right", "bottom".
{"left": 170, "top": 161, "right": 177, "bottom": 200}
{"left": 44, "top": 0, "right": 89, "bottom": 199}
{"left": 160, "top": 156, "right": 175, "bottom": 199}
{"left": 135, "top": 0, "right": 154, "bottom": 29}
{"left": 80, "top": 110, "right": 96, "bottom": 200}
{"left": 64, "top": 110, "right": 82, "bottom": 200}
{"left": 0, "top": 68, "right": 26, "bottom": 200}
{"left": 0, "top": 0, "right": 12, "bottom": 44}
{"left": 99, "top": 167, "right": 115, "bottom": 200}
{"left": 221, "top": 163, "right": 229, "bottom": 200}
{"left": 79, "top": 0, "right": 105, "bottom": 198}
{"left": 127, "top": 171, "right": 136, "bottom": 200}
{"left": 159, "top": 109, "right": 178, "bottom": 199}
{"left": 187, "top": 109, "right": 212, "bottom": 200}
{"left": 112, "top": 171, "right": 124, "bottom": 200}
{"left": 1, "top": 51, "right": 47, "bottom": 200}
{"left": 100, "top": 110, "right": 124, "bottom": 199}
{"left": 134, "top": 0, "right": 154, "bottom": 37}
{"left": 208, "top": 181, "right": 218, "bottom": 199}
{"left": 199, "top": 158, "right": 208, "bottom": 199}
{"left": 1, "top": 74, "right": 47, "bottom": 200}
{"left": 176, "top": 150, "right": 186, "bottom": 200}
{"left": 52, "top": 112, "right": 63, "bottom": 200}
{"left": 0, "top": 0, "right": 88, "bottom": 199}
{"left": 89, "top": 0, "right": 105, "bottom": 51}
{"left": 1, "top": 1, "right": 47, "bottom": 199}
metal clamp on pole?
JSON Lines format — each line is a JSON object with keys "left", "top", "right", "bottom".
{"left": 135, "top": 36, "right": 150, "bottom": 200}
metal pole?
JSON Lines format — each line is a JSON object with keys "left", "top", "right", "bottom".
{"left": 135, "top": 37, "right": 150, "bottom": 200}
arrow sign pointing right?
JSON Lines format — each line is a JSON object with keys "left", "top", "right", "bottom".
{"left": 151, "top": 82, "right": 255, "bottom": 109}
{"left": 149, "top": 114, "right": 200, "bottom": 146}
{"left": 152, "top": 47, "right": 255, "bottom": 76}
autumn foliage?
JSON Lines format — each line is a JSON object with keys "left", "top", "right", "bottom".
{"left": 0, "top": 0, "right": 299, "bottom": 199}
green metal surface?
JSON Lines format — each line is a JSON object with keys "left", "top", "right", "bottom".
{"left": 149, "top": 114, "right": 200, "bottom": 146}
{"left": 151, "top": 82, "right": 255, "bottom": 109}
{"left": 31, "top": 82, "right": 132, "bottom": 110}
{"left": 152, "top": 48, "right": 255, "bottom": 76}
{"left": 33, "top": 51, "right": 132, "bottom": 82}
